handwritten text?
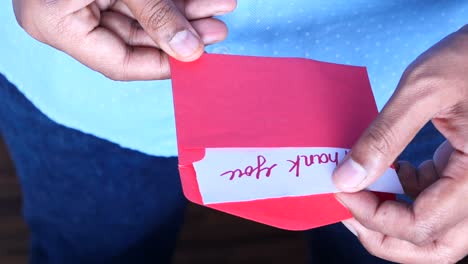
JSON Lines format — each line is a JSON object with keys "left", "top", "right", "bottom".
{"left": 220, "top": 155, "right": 278, "bottom": 180}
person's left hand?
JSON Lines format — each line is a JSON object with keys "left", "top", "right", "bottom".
{"left": 13, "top": 0, "right": 236, "bottom": 80}
{"left": 332, "top": 25, "right": 468, "bottom": 264}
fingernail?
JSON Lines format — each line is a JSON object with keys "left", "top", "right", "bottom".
{"left": 342, "top": 220, "right": 358, "bottom": 236}
{"left": 169, "top": 30, "right": 201, "bottom": 58}
{"left": 333, "top": 157, "right": 367, "bottom": 191}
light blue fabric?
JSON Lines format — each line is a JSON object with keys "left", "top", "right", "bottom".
{"left": 1, "top": 0, "right": 467, "bottom": 156}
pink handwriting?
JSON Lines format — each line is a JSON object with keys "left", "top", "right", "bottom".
{"left": 220, "top": 155, "right": 278, "bottom": 180}
{"left": 287, "top": 152, "right": 339, "bottom": 177}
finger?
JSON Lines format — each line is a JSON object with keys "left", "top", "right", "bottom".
{"left": 182, "top": 0, "right": 237, "bottom": 19}
{"left": 38, "top": 0, "right": 96, "bottom": 15}
{"left": 109, "top": 1, "right": 136, "bottom": 18}
{"left": 101, "top": 13, "right": 228, "bottom": 47}
{"left": 16, "top": 0, "right": 97, "bottom": 38}
{"left": 415, "top": 160, "right": 439, "bottom": 191}
{"left": 332, "top": 91, "right": 434, "bottom": 192}
{"left": 111, "top": 0, "right": 237, "bottom": 21}
{"left": 433, "top": 140, "right": 454, "bottom": 175}
{"left": 70, "top": 25, "right": 170, "bottom": 80}
{"left": 398, "top": 160, "right": 441, "bottom": 199}
{"left": 336, "top": 171, "right": 468, "bottom": 246}
{"left": 123, "top": 0, "right": 203, "bottom": 61}
{"left": 398, "top": 141, "right": 454, "bottom": 200}
{"left": 190, "top": 18, "right": 229, "bottom": 44}
{"left": 332, "top": 29, "right": 468, "bottom": 193}
{"left": 332, "top": 70, "right": 448, "bottom": 193}
{"left": 342, "top": 218, "right": 453, "bottom": 264}
{"left": 100, "top": 11, "right": 159, "bottom": 47}
{"left": 337, "top": 191, "right": 421, "bottom": 244}
{"left": 397, "top": 160, "right": 419, "bottom": 199}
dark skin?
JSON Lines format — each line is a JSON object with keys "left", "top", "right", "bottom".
{"left": 13, "top": 1, "right": 468, "bottom": 262}
{"left": 13, "top": 0, "right": 237, "bottom": 80}
{"left": 333, "top": 25, "right": 468, "bottom": 263}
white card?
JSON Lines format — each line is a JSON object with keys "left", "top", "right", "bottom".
{"left": 193, "top": 147, "right": 404, "bottom": 204}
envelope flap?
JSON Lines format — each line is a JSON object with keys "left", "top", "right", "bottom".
{"left": 169, "top": 54, "right": 396, "bottom": 230}
{"left": 170, "top": 54, "right": 377, "bottom": 153}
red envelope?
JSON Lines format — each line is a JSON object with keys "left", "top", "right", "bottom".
{"left": 170, "top": 53, "right": 392, "bottom": 230}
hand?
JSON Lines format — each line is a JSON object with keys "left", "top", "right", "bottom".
{"left": 332, "top": 25, "right": 468, "bottom": 263}
{"left": 13, "top": 0, "right": 236, "bottom": 80}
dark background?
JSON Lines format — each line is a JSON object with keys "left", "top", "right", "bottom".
{"left": 0, "top": 136, "right": 467, "bottom": 264}
{"left": 0, "top": 137, "right": 306, "bottom": 264}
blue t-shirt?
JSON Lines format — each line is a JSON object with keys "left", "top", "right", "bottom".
{"left": 1, "top": 0, "right": 467, "bottom": 156}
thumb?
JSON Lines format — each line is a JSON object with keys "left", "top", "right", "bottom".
{"left": 332, "top": 73, "right": 440, "bottom": 192}
{"left": 124, "top": 0, "right": 204, "bottom": 61}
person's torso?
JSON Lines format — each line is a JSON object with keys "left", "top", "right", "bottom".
{"left": 1, "top": 0, "right": 466, "bottom": 156}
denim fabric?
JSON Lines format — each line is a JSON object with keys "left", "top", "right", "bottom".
{"left": 0, "top": 74, "right": 187, "bottom": 264}
{"left": 0, "top": 73, "right": 446, "bottom": 264}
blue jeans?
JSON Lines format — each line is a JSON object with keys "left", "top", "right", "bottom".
{"left": 0, "top": 74, "right": 186, "bottom": 263}
{"left": 0, "top": 74, "right": 445, "bottom": 263}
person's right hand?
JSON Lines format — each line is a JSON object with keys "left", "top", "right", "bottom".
{"left": 13, "top": 0, "right": 236, "bottom": 80}
{"left": 332, "top": 25, "right": 468, "bottom": 263}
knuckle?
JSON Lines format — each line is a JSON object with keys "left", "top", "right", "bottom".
{"left": 13, "top": 4, "right": 24, "bottom": 28}
{"left": 401, "top": 65, "right": 440, "bottom": 97}
{"left": 140, "top": 1, "right": 176, "bottom": 33}
{"left": 399, "top": 54, "right": 447, "bottom": 106}
{"left": 127, "top": 20, "right": 141, "bottom": 46}
{"left": 105, "top": 46, "right": 134, "bottom": 81}
{"left": 360, "top": 239, "right": 381, "bottom": 258}
{"left": 156, "top": 49, "right": 170, "bottom": 79}
{"left": 14, "top": 15, "right": 24, "bottom": 29}
{"left": 14, "top": 0, "right": 60, "bottom": 43}
{"left": 362, "top": 244, "right": 379, "bottom": 258}
{"left": 102, "top": 70, "right": 123, "bottom": 81}
{"left": 102, "top": 63, "right": 128, "bottom": 81}
{"left": 13, "top": 1, "right": 29, "bottom": 30}
{"left": 412, "top": 220, "right": 438, "bottom": 245}
{"left": 365, "top": 120, "right": 395, "bottom": 158}
{"left": 371, "top": 201, "right": 395, "bottom": 227}
{"left": 98, "top": 46, "right": 133, "bottom": 81}
{"left": 18, "top": 20, "right": 44, "bottom": 42}
{"left": 458, "top": 24, "right": 468, "bottom": 37}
